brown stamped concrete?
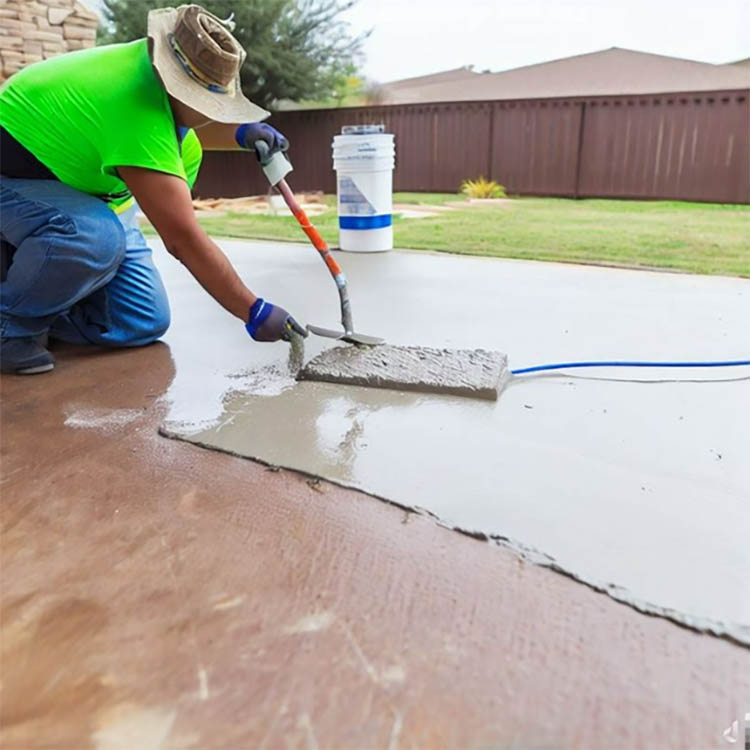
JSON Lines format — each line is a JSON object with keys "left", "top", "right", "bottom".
{"left": 1, "top": 342, "right": 749, "bottom": 750}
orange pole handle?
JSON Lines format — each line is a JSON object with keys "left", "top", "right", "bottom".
{"left": 276, "top": 180, "right": 343, "bottom": 276}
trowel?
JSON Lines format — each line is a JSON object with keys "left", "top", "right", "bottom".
{"left": 256, "top": 142, "right": 384, "bottom": 346}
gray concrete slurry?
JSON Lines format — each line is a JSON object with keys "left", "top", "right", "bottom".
{"left": 299, "top": 345, "right": 509, "bottom": 400}
{"left": 155, "top": 239, "right": 750, "bottom": 644}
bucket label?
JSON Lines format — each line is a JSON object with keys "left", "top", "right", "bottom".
{"left": 338, "top": 176, "right": 376, "bottom": 216}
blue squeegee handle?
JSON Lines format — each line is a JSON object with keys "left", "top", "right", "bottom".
{"left": 511, "top": 359, "right": 750, "bottom": 375}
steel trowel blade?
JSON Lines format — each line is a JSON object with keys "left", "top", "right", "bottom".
{"left": 307, "top": 324, "right": 384, "bottom": 346}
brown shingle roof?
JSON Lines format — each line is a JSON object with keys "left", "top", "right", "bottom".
{"left": 376, "top": 47, "right": 750, "bottom": 104}
{"left": 383, "top": 66, "right": 481, "bottom": 90}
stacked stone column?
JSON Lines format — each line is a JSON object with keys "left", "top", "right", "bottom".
{"left": 0, "top": 0, "right": 99, "bottom": 81}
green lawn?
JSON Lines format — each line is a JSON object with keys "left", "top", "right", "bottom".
{"left": 186, "top": 195, "right": 750, "bottom": 277}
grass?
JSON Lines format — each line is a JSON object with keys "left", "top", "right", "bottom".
{"left": 393, "top": 192, "right": 466, "bottom": 205}
{"left": 176, "top": 195, "right": 750, "bottom": 277}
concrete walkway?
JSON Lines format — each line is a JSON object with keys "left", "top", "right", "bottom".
{"left": 1, "top": 240, "right": 748, "bottom": 748}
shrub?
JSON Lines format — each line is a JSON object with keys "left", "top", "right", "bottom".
{"left": 460, "top": 177, "right": 507, "bottom": 199}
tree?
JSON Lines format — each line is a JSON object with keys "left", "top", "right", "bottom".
{"left": 98, "top": 0, "right": 368, "bottom": 109}
{"left": 330, "top": 62, "right": 364, "bottom": 107}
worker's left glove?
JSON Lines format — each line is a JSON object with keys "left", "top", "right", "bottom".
{"left": 235, "top": 123, "right": 289, "bottom": 165}
{"left": 246, "top": 298, "right": 307, "bottom": 342}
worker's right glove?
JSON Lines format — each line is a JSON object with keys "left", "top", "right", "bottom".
{"left": 234, "top": 123, "right": 289, "bottom": 165}
{"left": 246, "top": 298, "right": 307, "bottom": 342}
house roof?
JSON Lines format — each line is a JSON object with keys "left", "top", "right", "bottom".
{"left": 382, "top": 66, "right": 481, "bottom": 91}
{"left": 375, "top": 47, "right": 750, "bottom": 104}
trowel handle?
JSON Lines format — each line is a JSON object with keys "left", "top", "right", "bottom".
{"left": 275, "top": 179, "right": 343, "bottom": 278}
{"left": 275, "top": 179, "right": 354, "bottom": 335}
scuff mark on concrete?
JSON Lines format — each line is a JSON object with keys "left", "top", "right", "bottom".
{"left": 283, "top": 611, "right": 336, "bottom": 634}
{"left": 211, "top": 595, "right": 246, "bottom": 612}
{"left": 297, "top": 712, "right": 319, "bottom": 750}
{"left": 65, "top": 408, "right": 143, "bottom": 430}
{"left": 388, "top": 710, "right": 404, "bottom": 750}
{"left": 92, "top": 705, "right": 176, "bottom": 750}
{"left": 381, "top": 664, "right": 407, "bottom": 686}
{"left": 339, "top": 620, "right": 381, "bottom": 685}
{"left": 197, "top": 668, "right": 209, "bottom": 701}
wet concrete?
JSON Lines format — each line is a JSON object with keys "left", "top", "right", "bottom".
{"left": 3, "top": 239, "right": 750, "bottom": 748}
{"left": 299, "top": 344, "right": 509, "bottom": 400}
{"left": 157, "top": 239, "right": 750, "bottom": 644}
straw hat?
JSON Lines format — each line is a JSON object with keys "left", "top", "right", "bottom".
{"left": 147, "top": 4, "right": 269, "bottom": 124}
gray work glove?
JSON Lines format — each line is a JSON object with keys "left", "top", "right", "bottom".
{"left": 245, "top": 298, "right": 307, "bottom": 343}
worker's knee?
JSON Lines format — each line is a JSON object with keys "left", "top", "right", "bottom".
{"left": 144, "top": 304, "right": 171, "bottom": 343}
{"left": 115, "top": 300, "right": 171, "bottom": 347}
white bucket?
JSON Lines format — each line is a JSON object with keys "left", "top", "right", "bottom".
{"left": 333, "top": 126, "right": 395, "bottom": 252}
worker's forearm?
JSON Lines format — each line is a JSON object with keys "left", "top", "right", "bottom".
{"left": 166, "top": 230, "right": 255, "bottom": 321}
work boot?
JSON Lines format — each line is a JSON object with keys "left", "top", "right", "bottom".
{"left": 0, "top": 335, "right": 55, "bottom": 374}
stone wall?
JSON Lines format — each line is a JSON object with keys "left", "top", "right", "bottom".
{"left": 0, "top": 0, "right": 99, "bottom": 82}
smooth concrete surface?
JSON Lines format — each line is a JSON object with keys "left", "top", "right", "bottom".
{"left": 3, "top": 240, "right": 750, "bottom": 748}
{"left": 298, "top": 344, "right": 509, "bottom": 400}
{"left": 158, "top": 240, "right": 750, "bottom": 644}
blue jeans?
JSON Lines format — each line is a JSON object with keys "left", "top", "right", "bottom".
{"left": 0, "top": 177, "right": 169, "bottom": 346}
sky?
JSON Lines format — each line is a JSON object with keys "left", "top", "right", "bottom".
{"left": 337, "top": 0, "right": 750, "bottom": 83}
{"left": 87, "top": 0, "right": 749, "bottom": 84}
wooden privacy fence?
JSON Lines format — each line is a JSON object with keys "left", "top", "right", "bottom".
{"left": 195, "top": 89, "right": 750, "bottom": 204}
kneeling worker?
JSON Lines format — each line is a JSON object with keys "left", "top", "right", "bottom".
{"left": 0, "top": 4, "right": 305, "bottom": 375}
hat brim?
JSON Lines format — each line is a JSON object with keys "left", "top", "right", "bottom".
{"left": 147, "top": 8, "right": 269, "bottom": 125}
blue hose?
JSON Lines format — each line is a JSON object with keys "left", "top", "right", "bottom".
{"left": 511, "top": 359, "right": 750, "bottom": 375}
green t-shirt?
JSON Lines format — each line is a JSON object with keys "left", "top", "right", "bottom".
{"left": 0, "top": 39, "right": 200, "bottom": 211}
{"left": 180, "top": 128, "right": 202, "bottom": 189}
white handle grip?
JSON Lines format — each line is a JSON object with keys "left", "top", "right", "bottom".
{"left": 262, "top": 151, "right": 293, "bottom": 186}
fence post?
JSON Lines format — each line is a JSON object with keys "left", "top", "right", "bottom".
{"left": 573, "top": 101, "right": 587, "bottom": 199}
{"left": 487, "top": 103, "right": 495, "bottom": 180}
